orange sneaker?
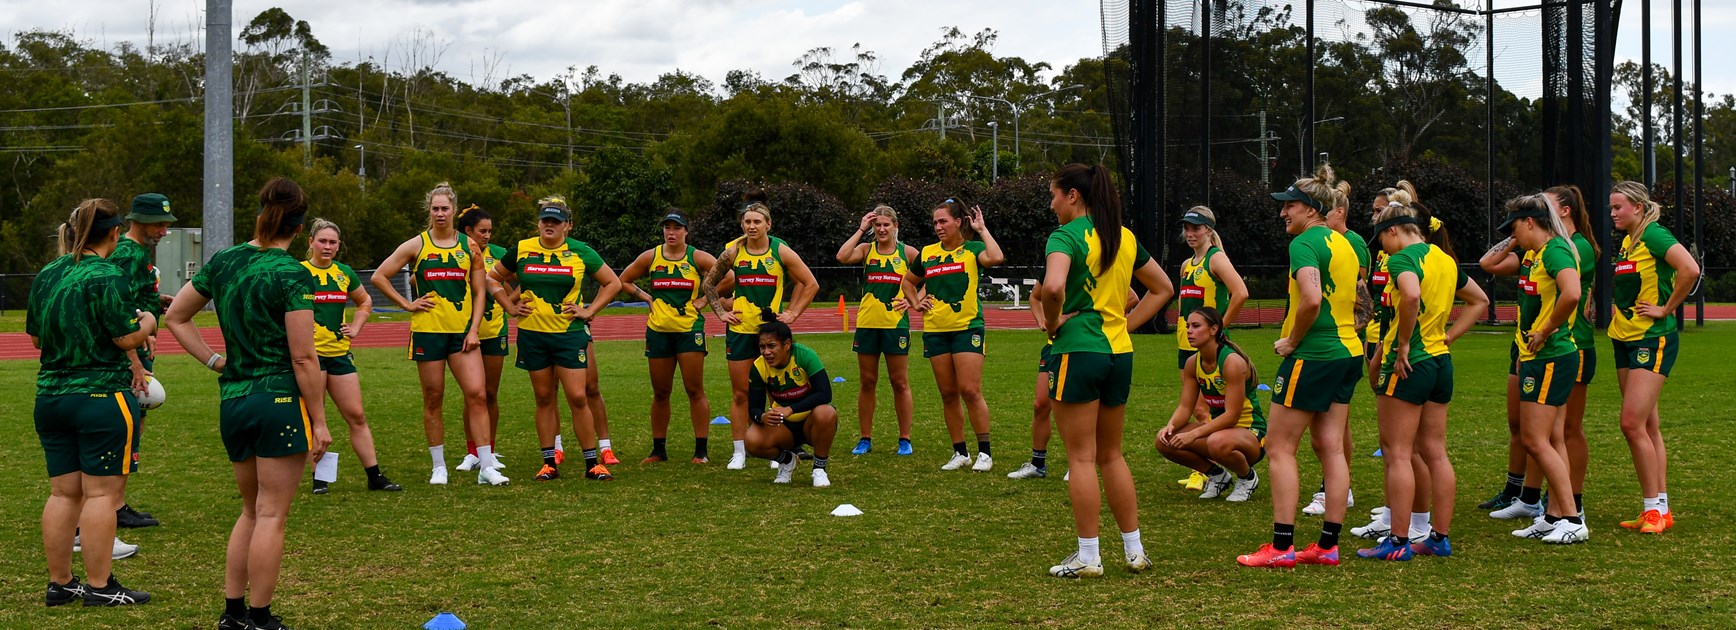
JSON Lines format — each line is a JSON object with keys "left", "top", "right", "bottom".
{"left": 1664, "top": 511, "right": 1675, "bottom": 530}
{"left": 585, "top": 465, "right": 614, "bottom": 481}
{"left": 1235, "top": 544, "right": 1296, "bottom": 568}
{"left": 1294, "top": 543, "right": 1340, "bottom": 566}
{"left": 601, "top": 447, "right": 620, "bottom": 466}
{"left": 534, "top": 464, "right": 559, "bottom": 481}
{"left": 642, "top": 453, "right": 668, "bottom": 464}
{"left": 1619, "top": 510, "right": 1658, "bottom": 530}
{"left": 1639, "top": 510, "right": 1668, "bottom": 534}
{"left": 554, "top": 448, "right": 566, "bottom": 465}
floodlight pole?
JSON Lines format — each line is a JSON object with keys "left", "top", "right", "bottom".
{"left": 1486, "top": 0, "right": 1497, "bottom": 323}
{"left": 1201, "top": 0, "right": 1213, "bottom": 205}
{"left": 1693, "top": 0, "right": 1703, "bottom": 326}
{"left": 1643, "top": 0, "right": 1655, "bottom": 185}
{"left": 1304, "top": 0, "right": 1315, "bottom": 179}
{"left": 1673, "top": 0, "right": 1685, "bottom": 324}
{"left": 203, "top": 0, "right": 233, "bottom": 261}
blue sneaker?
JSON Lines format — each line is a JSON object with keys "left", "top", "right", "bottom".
{"left": 1410, "top": 535, "right": 1452, "bottom": 557}
{"left": 896, "top": 439, "right": 913, "bottom": 456}
{"left": 1356, "top": 536, "right": 1414, "bottom": 561}
{"left": 851, "top": 438, "right": 872, "bottom": 455}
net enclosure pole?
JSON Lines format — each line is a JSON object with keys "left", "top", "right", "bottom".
{"left": 1693, "top": 0, "right": 1703, "bottom": 326}
{"left": 1673, "top": 0, "right": 1685, "bottom": 324}
{"left": 1486, "top": 0, "right": 1497, "bottom": 323}
{"left": 1304, "top": 0, "right": 1315, "bottom": 176}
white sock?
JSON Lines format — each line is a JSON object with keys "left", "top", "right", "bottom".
{"left": 1643, "top": 496, "right": 1661, "bottom": 512}
{"left": 555, "top": 434, "right": 564, "bottom": 451}
{"left": 1120, "top": 529, "right": 1144, "bottom": 558}
{"left": 477, "top": 445, "right": 498, "bottom": 470}
{"left": 734, "top": 440, "right": 747, "bottom": 456}
{"left": 599, "top": 438, "right": 612, "bottom": 450}
{"left": 1658, "top": 493, "right": 1671, "bottom": 514}
{"left": 1077, "top": 537, "right": 1101, "bottom": 565}
{"left": 313, "top": 452, "right": 340, "bottom": 483}
{"left": 430, "top": 445, "right": 445, "bottom": 469}
{"left": 1410, "top": 512, "right": 1430, "bottom": 536}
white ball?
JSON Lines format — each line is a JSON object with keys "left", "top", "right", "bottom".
{"left": 137, "top": 376, "right": 167, "bottom": 410}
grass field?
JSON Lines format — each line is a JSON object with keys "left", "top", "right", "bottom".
{"left": 2, "top": 325, "right": 1735, "bottom": 628}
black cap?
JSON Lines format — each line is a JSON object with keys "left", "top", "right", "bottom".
{"left": 1179, "top": 211, "right": 1215, "bottom": 228}
{"left": 1496, "top": 206, "right": 1549, "bottom": 236}
{"left": 660, "top": 210, "right": 689, "bottom": 227}
{"left": 1270, "top": 185, "right": 1323, "bottom": 212}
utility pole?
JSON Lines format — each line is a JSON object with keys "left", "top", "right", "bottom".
{"left": 203, "top": 0, "right": 233, "bottom": 260}
{"left": 302, "top": 50, "right": 313, "bottom": 169}
{"left": 1258, "top": 111, "right": 1271, "bottom": 188}
{"left": 989, "top": 121, "right": 999, "bottom": 183}
{"left": 563, "top": 75, "right": 574, "bottom": 170}
{"left": 938, "top": 101, "right": 946, "bottom": 140}
{"left": 355, "top": 144, "right": 366, "bottom": 191}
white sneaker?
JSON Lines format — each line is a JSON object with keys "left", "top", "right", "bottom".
{"left": 1048, "top": 552, "right": 1103, "bottom": 578}
{"left": 1198, "top": 471, "right": 1235, "bottom": 499}
{"left": 1541, "top": 520, "right": 1589, "bottom": 544}
{"left": 1371, "top": 505, "right": 1388, "bottom": 518}
{"left": 73, "top": 535, "right": 139, "bottom": 560}
{"left": 941, "top": 452, "right": 972, "bottom": 470}
{"left": 971, "top": 453, "right": 994, "bottom": 472}
{"left": 773, "top": 455, "right": 798, "bottom": 484}
{"left": 1007, "top": 462, "right": 1047, "bottom": 479}
{"left": 429, "top": 466, "right": 448, "bottom": 485}
{"left": 1226, "top": 472, "right": 1260, "bottom": 502}
{"left": 1303, "top": 491, "right": 1327, "bottom": 515}
{"left": 491, "top": 454, "right": 506, "bottom": 471}
{"left": 726, "top": 452, "right": 747, "bottom": 470}
{"left": 1125, "top": 552, "right": 1152, "bottom": 573}
{"left": 1512, "top": 518, "right": 1557, "bottom": 539}
{"left": 477, "top": 467, "right": 509, "bottom": 486}
{"left": 1491, "top": 500, "right": 1542, "bottom": 520}
{"left": 1352, "top": 513, "right": 1392, "bottom": 540}
{"left": 812, "top": 468, "right": 831, "bottom": 488}
{"left": 769, "top": 458, "right": 780, "bottom": 470}
{"left": 1348, "top": 489, "right": 1356, "bottom": 508}
{"left": 456, "top": 454, "right": 481, "bottom": 472}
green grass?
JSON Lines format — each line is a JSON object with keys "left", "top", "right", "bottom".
{"left": 3, "top": 325, "right": 1735, "bottom": 627}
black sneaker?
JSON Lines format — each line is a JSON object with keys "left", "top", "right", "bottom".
{"left": 116, "top": 504, "right": 159, "bottom": 528}
{"left": 1476, "top": 492, "right": 1515, "bottom": 510}
{"left": 252, "top": 615, "right": 294, "bottom": 630}
{"left": 82, "top": 575, "right": 151, "bottom": 606}
{"left": 311, "top": 480, "right": 330, "bottom": 495}
{"left": 218, "top": 613, "right": 251, "bottom": 630}
{"left": 367, "top": 475, "right": 402, "bottom": 492}
{"left": 46, "top": 576, "right": 85, "bottom": 607}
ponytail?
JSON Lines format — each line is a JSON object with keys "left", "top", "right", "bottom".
{"left": 1052, "top": 163, "right": 1124, "bottom": 273}
{"left": 254, "top": 177, "right": 309, "bottom": 243}
{"left": 59, "top": 199, "right": 123, "bottom": 260}
{"left": 1186, "top": 206, "right": 1225, "bottom": 251}
{"left": 1192, "top": 306, "right": 1257, "bottom": 386}
{"left": 1546, "top": 184, "right": 1601, "bottom": 258}
{"left": 456, "top": 204, "right": 492, "bottom": 235}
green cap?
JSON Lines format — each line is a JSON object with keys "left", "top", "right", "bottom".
{"left": 127, "top": 193, "right": 177, "bottom": 223}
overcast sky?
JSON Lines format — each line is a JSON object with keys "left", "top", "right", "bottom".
{"left": 4, "top": 0, "right": 1731, "bottom": 98}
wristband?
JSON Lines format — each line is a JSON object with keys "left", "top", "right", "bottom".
{"left": 206, "top": 353, "right": 223, "bottom": 371}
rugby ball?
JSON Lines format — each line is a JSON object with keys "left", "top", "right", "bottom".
{"left": 138, "top": 376, "right": 167, "bottom": 410}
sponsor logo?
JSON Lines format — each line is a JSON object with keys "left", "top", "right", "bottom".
{"left": 1614, "top": 261, "right": 1637, "bottom": 275}
{"left": 423, "top": 269, "right": 467, "bottom": 281}
{"left": 1636, "top": 348, "right": 1652, "bottom": 365}
{"left": 867, "top": 272, "right": 904, "bottom": 283}
{"left": 1522, "top": 377, "right": 1537, "bottom": 394}
{"left": 1179, "top": 285, "right": 1205, "bottom": 299}
{"left": 1202, "top": 393, "right": 1227, "bottom": 407}
{"left": 1372, "top": 271, "right": 1390, "bottom": 286}
{"left": 737, "top": 274, "right": 779, "bottom": 286}
{"left": 315, "top": 291, "right": 348, "bottom": 304}
{"left": 1520, "top": 280, "right": 1539, "bottom": 296}
{"left": 652, "top": 278, "right": 695, "bottom": 289}
{"left": 524, "top": 264, "right": 574, "bottom": 275}
{"left": 926, "top": 262, "right": 966, "bottom": 277}
{"left": 426, "top": 253, "right": 442, "bottom": 260}
{"left": 274, "top": 396, "right": 294, "bottom": 404}
{"left": 772, "top": 384, "right": 812, "bottom": 400}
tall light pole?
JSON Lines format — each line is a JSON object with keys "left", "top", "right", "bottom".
{"left": 968, "top": 84, "right": 1084, "bottom": 157}
{"left": 203, "top": 0, "right": 233, "bottom": 260}
{"left": 988, "top": 121, "right": 999, "bottom": 183}
{"left": 355, "top": 144, "right": 366, "bottom": 190}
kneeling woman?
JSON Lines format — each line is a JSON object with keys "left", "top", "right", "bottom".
{"left": 1156, "top": 307, "right": 1266, "bottom": 503}
{"left": 745, "top": 321, "right": 839, "bottom": 488}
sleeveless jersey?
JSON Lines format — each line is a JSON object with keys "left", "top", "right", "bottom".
{"left": 1610, "top": 222, "right": 1681, "bottom": 342}
{"left": 726, "top": 236, "right": 788, "bottom": 334}
{"left": 857, "top": 242, "right": 910, "bottom": 330}
{"left": 302, "top": 260, "right": 359, "bottom": 357}
{"left": 1195, "top": 344, "right": 1267, "bottom": 434}
{"left": 910, "top": 240, "right": 989, "bottom": 333}
{"left": 410, "top": 231, "right": 474, "bottom": 334}
{"left": 647, "top": 245, "right": 706, "bottom": 333}
{"left": 478, "top": 243, "right": 507, "bottom": 340}
{"left": 1177, "top": 246, "right": 1228, "bottom": 351}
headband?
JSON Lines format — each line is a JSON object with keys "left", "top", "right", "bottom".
{"left": 91, "top": 213, "right": 124, "bottom": 232}
{"left": 1368, "top": 215, "right": 1425, "bottom": 237}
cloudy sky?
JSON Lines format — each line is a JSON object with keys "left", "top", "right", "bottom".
{"left": 4, "top": 0, "right": 1731, "bottom": 98}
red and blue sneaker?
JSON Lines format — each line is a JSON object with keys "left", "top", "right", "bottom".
{"left": 1294, "top": 543, "right": 1340, "bottom": 566}
{"left": 1236, "top": 543, "right": 1296, "bottom": 568}
{"left": 1356, "top": 536, "right": 1414, "bottom": 561}
{"left": 1410, "top": 534, "right": 1452, "bottom": 557}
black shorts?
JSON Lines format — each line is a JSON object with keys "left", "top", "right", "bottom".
{"left": 319, "top": 353, "right": 357, "bottom": 376}
{"left": 754, "top": 418, "right": 810, "bottom": 447}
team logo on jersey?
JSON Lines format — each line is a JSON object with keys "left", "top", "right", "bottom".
{"left": 1213, "top": 376, "right": 1226, "bottom": 391}
{"left": 898, "top": 336, "right": 908, "bottom": 349}
{"left": 1378, "top": 373, "right": 1389, "bottom": 388}
{"left": 791, "top": 366, "right": 806, "bottom": 382}
{"left": 1048, "top": 370, "right": 1057, "bottom": 391}
{"left": 971, "top": 334, "right": 982, "bottom": 348}
{"left": 1274, "top": 376, "right": 1286, "bottom": 394}
{"left": 694, "top": 333, "right": 705, "bottom": 346}
{"left": 1636, "top": 348, "right": 1652, "bottom": 365}
{"left": 578, "top": 350, "right": 588, "bottom": 364}
{"left": 1522, "top": 377, "right": 1537, "bottom": 394}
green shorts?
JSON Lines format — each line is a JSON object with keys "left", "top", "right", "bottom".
{"left": 1574, "top": 347, "right": 1597, "bottom": 384}
{"left": 319, "top": 353, "right": 357, "bottom": 376}
{"left": 35, "top": 391, "right": 141, "bottom": 477}
{"left": 1038, "top": 345, "right": 1053, "bottom": 372}
{"left": 1272, "top": 356, "right": 1362, "bottom": 413}
{"left": 1509, "top": 342, "right": 1520, "bottom": 376}
{"left": 220, "top": 393, "right": 311, "bottom": 462}
{"left": 1517, "top": 352, "right": 1578, "bottom": 407}
{"left": 517, "top": 329, "right": 591, "bottom": 371}
{"left": 1046, "top": 351, "right": 1134, "bottom": 406}
{"left": 853, "top": 327, "right": 911, "bottom": 356}
{"left": 1178, "top": 349, "right": 1197, "bottom": 370}
{"left": 646, "top": 329, "right": 707, "bottom": 359}
{"left": 1377, "top": 354, "right": 1454, "bottom": 406}
{"left": 479, "top": 334, "right": 510, "bottom": 357}
{"left": 922, "top": 327, "right": 985, "bottom": 358}
{"left": 410, "top": 331, "right": 467, "bottom": 362}
{"left": 755, "top": 418, "right": 809, "bottom": 447}
{"left": 1611, "top": 332, "right": 1677, "bottom": 377}
{"left": 726, "top": 330, "right": 760, "bottom": 362}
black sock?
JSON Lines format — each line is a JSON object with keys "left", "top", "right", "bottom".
{"left": 976, "top": 433, "right": 991, "bottom": 457}
{"left": 694, "top": 437, "right": 709, "bottom": 458}
{"left": 778, "top": 450, "right": 796, "bottom": 465}
{"left": 1503, "top": 472, "right": 1525, "bottom": 498}
{"left": 1429, "top": 531, "right": 1448, "bottom": 542}
{"left": 859, "top": 437, "right": 871, "bottom": 444}
{"left": 651, "top": 438, "right": 668, "bottom": 457}
{"left": 1545, "top": 514, "right": 1563, "bottom": 524}
{"left": 1204, "top": 464, "right": 1225, "bottom": 477}
{"left": 1317, "top": 481, "right": 1326, "bottom": 494}
{"left": 226, "top": 597, "right": 246, "bottom": 618}
{"left": 364, "top": 465, "right": 383, "bottom": 482}
{"left": 1031, "top": 449, "right": 1047, "bottom": 469}
{"left": 542, "top": 446, "right": 557, "bottom": 467}
{"left": 583, "top": 448, "right": 599, "bottom": 469}
{"left": 1391, "top": 535, "right": 1410, "bottom": 547}
{"left": 250, "top": 605, "right": 272, "bottom": 625}
{"left": 1239, "top": 468, "right": 1257, "bottom": 481}
{"left": 1565, "top": 515, "right": 1583, "bottom": 525}
{"left": 1319, "top": 521, "right": 1343, "bottom": 549}
{"left": 814, "top": 456, "right": 829, "bottom": 470}
{"left": 1272, "top": 523, "right": 1295, "bottom": 551}
{"left": 1519, "top": 485, "right": 1543, "bottom": 505}
{"left": 1573, "top": 493, "right": 1584, "bottom": 512}
{"left": 953, "top": 442, "right": 968, "bottom": 457}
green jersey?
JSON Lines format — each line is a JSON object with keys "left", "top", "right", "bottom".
{"left": 192, "top": 244, "right": 315, "bottom": 399}
{"left": 302, "top": 260, "right": 359, "bottom": 357}
{"left": 27, "top": 254, "right": 141, "bottom": 396}
{"left": 1044, "top": 216, "right": 1151, "bottom": 355}
{"left": 110, "top": 235, "right": 162, "bottom": 316}
{"left": 750, "top": 343, "right": 828, "bottom": 400}
{"left": 1379, "top": 243, "right": 1467, "bottom": 365}
{"left": 910, "top": 240, "right": 990, "bottom": 332}
{"left": 1281, "top": 225, "right": 1364, "bottom": 360}
{"left": 1569, "top": 232, "right": 1596, "bottom": 349}
{"left": 1516, "top": 237, "right": 1580, "bottom": 362}
{"left": 1610, "top": 223, "right": 1680, "bottom": 342}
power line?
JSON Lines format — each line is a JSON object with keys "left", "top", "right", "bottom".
{"left": 0, "top": 97, "right": 197, "bottom": 114}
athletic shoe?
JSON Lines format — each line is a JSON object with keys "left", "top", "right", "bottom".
{"left": 1175, "top": 472, "right": 1193, "bottom": 486}
{"left": 1294, "top": 543, "right": 1339, "bottom": 566}
{"left": 1126, "top": 552, "right": 1152, "bottom": 573}
{"left": 1664, "top": 511, "right": 1676, "bottom": 530}
{"left": 429, "top": 467, "right": 448, "bottom": 486}
{"left": 691, "top": 456, "right": 709, "bottom": 465}
{"left": 971, "top": 453, "right": 994, "bottom": 472}
{"left": 1226, "top": 472, "right": 1260, "bottom": 503}
{"left": 1477, "top": 492, "right": 1516, "bottom": 510}
{"left": 1356, "top": 536, "right": 1413, "bottom": 561}
{"left": 1542, "top": 520, "right": 1590, "bottom": 544}
{"left": 491, "top": 454, "right": 506, "bottom": 470}
{"left": 368, "top": 475, "right": 402, "bottom": 492}
{"left": 311, "top": 480, "right": 329, "bottom": 495}
{"left": 896, "top": 439, "right": 914, "bottom": 456}
{"left": 1198, "top": 471, "right": 1234, "bottom": 499}
{"left": 116, "top": 504, "right": 158, "bottom": 528}
{"left": 1184, "top": 470, "right": 1208, "bottom": 492}
{"left": 600, "top": 448, "right": 620, "bottom": 466}
{"left": 218, "top": 613, "right": 251, "bottom": 630}
{"left": 941, "top": 453, "right": 972, "bottom": 471}
{"left": 585, "top": 465, "right": 614, "bottom": 481}
{"left": 456, "top": 453, "right": 481, "bottom": 472}
{"left": 534, "top": 464, "right": 559, "bottom": 481}
{"left": 1490, "top": 500, "right": 1541, "bottom": 520}
{"left": 1639, "top": 510, "right": 1668, "bottom": 534}
{"left": 1411, "top": 535, "right": 1452, "bottom": 557}
{"left": 642, "top": 453, "right": 668, "bottom": 464}
{"left": 251, "top": 615, "right": 295, "bottom": 630}
{"left": 797, "top": 448, "right": 814, "bottom": 460}
{"left": 82, "top": 575, "right": 150, "bottom": 606}
{"left": 1235, "top": 544, "right": 1296, "bottom": 568}
{"left": 1512, "top": 519, "right": 1556, "bottom": 539}
{"left": 1006, "top": 463, "right": 1047, "bottom": 479}
{"left": 1047, "top": 552, "right": 1104, "bottom": 578}
{"left": 477, "top": 467, "right": 510, "bottom": 486}
{"left": 73, "top": 535, "right": 139, "bottom": 560}
{"left": 851, "top": 438, "right": 872, "bottom": 455}
{"left": 773, "top": 456, "right": 798, "bottom": 484}
{"left": 1302, "top": 492, "right": 1327, "bottom": 515}
{"left": 554, "top": 448, "right": 566, "bottom": 465}
{"left": 812, "top": 468, "right": 831, "bottom": 488}
{"left": 1619, "top": 509, "right": 1665, "bottom": 530}
{"left": 1351, "top": 514, "right": 1392, "bottom": 540}
{"left": 726, "top": 452, "right": 747, "bottom": 470}
{"left": 1371, "top": 505, "right": 1389, "bottom": 517}
{"left": 45, "top": 576, "right": 85, "bottom": 607}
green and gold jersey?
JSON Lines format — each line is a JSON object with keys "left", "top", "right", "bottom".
{"left": 1610, "top": 223, "right": 1680, "bottom": 342}
{"left": 501, "top": 237, "right": 607, "bottom": 334}
{"left": 1365, "top": 251, "right": 1390, "bottom": 344}
{"left": 726, "top": 236, "right": 789, "bottom": 335}
{"left": 910, "top": 240, "right": 988, "bottom": 333}
{"left": 1379, "top": 243, "right": 1465, "bottom": 366}
{"left": 1517, "top": 237, "right": 1581, "bottom": 361}
{"left": 857, "top": 242, "right": 910, "bottom": 330}
{"left": 110, "top": 235, "right": 162, "bottom": 317}
{"left": 410, "top": 231, "right": 474, "bottom": 334}
{"left": 27, "top": 254, "right": 140, "bottom": 396}
{"left": 1045, "top": 216, "right": 1151, "bottom": 355}
{"left": 192, "top": 244, "right": 314, "bottom": 399}
{"left": 750, "top": 343, "right": 826, "bottom": 402}
{"left": 1195, "top": 344, "right": 1266, "bottom": 435}
{"left": 478, "top": 243, "right": 507, "bottom": 340}
{"left": 646, "top": 245, "right": 705, "bottom": 333}
{"left": 302, "top": 260, "right": 359, "bottom": 357}
{"left": 1568, "top": 233, "right": 1595, "bottom": 349}
{"left": 1281, "top": 225, "right": 1364, "bottom": 360}
{"left": 1176, "top": 246, "right": 1228, "bottom": 351}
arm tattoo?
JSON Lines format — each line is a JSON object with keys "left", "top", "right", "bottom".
{"left": 1354, "top": 282, "right": 1375, "bottom": 331}
{"left": 1483, "top": 236, "right": 1515, "bottom": 260}
{"left": 701, "top": 247, "right": 735, "bottom": 313}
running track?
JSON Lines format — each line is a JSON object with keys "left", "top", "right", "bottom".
{"left": 4, "top": 304, "right": 1735, "bottom": 360}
